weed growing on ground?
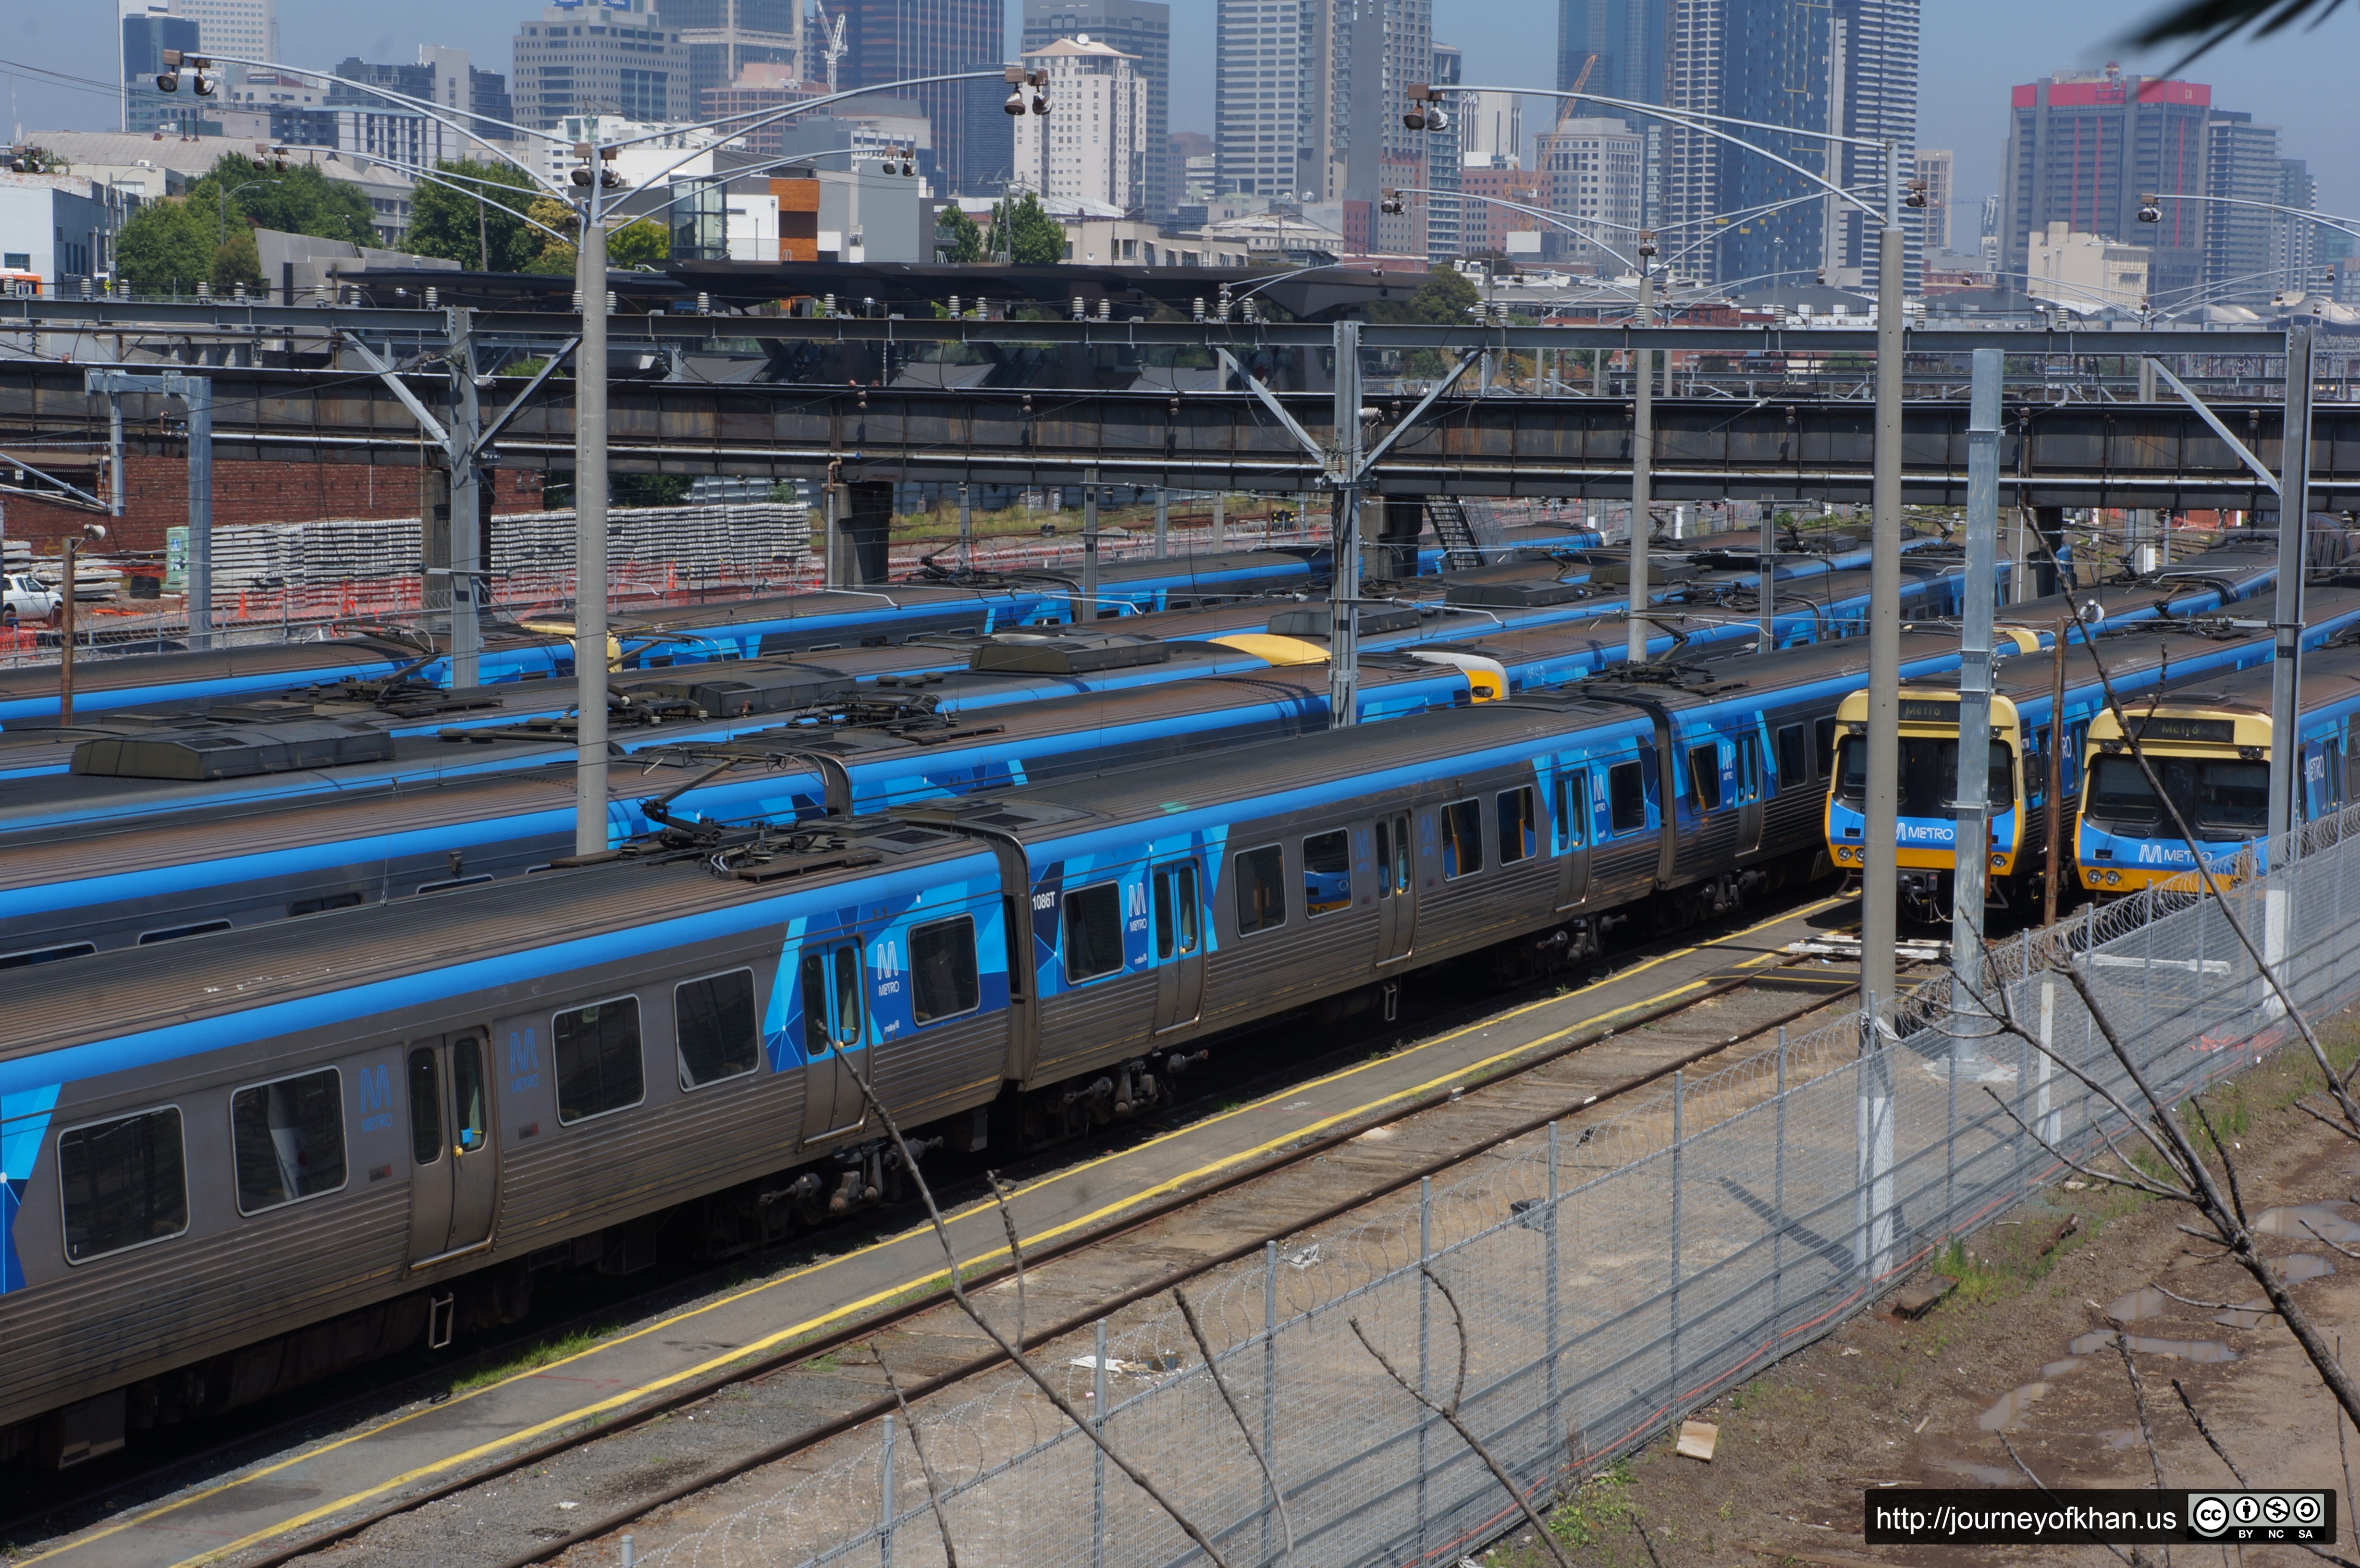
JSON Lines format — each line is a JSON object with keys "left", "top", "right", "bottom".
{"left": 454, "top": 1326, "right": 609, "bottom": 1393}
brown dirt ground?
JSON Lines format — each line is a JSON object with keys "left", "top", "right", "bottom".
{"left": 1482, "top": 1017, "right": 2360, "bottom": 1568}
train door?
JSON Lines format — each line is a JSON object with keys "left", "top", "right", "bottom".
{"left": 799, "top": 941, "right": 871, "bottom": 1144}
{"left": 405, "top": 1031, "right": 498, "bottom": 1266}
{"left": 1733, "top": 730, "right": 1766, "bottom": 855}
{"left": 1151, "top": 858, "right": 1204, "bottom": 1032}
{"left": 1375, "top": 809, "right": 1416, "bottom": 965}
{"left": 1553, "top": 768, "right": 1592, "bottom": 908}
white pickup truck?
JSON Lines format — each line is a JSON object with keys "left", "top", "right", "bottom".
{"left": 0, "top": 573, "right": 63, "bottom": 629}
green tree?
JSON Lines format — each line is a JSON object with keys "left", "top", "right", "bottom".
{"left": 607, "top": 217, "right": 669, "bottom": 269}
{"left": 935, "top": 204, "right": 986, "bottom": 263}
{"left": 113, "top": 198, "right": 215, "bottom": 294}
{"left": 187, "top": 154, "right": 373, "bottom": 246}
{"left": 211, "top": 224, "right": 263, "bottom": 294}
{"left": 403, "top": 158, "right": 545, "bottom": 271}
{"left": 1365, "top": 265, "right": 1479, "bottom": 327}
{"left": 522, "top": 199, "right": 667, "bottom": 274}
{"left": 992, "top": 190, "right": 1067, "bottom": 265}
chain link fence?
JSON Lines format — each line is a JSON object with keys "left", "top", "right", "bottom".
{"left": 629, "top": 797, "right": 2360, "bottom": 1568}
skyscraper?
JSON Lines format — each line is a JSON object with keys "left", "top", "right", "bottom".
{"left": 662, "top": 0, "right": 801, "bottom": 106}
{"left": 120, "top": 5, "right": 202, "bottom": 134}
{"left": 1660, "top": 0, "right": 1919, "bottom": 294}
{"left": 512, "top": 0, "right": 692, "bottom": 129}
{"left": 1997, "top": 68, "right": 2211, "bottom": 307}
{"left": 1022, "top": 0, "right": 1169, "bottom": 215}
{"left": 1212, "top": 0, "right": 1320, "bottom": 200}
{"left": 2275, "top": 157, "right": 2320, "bottom": 296}
{"left": 842, "top": 0, "right": 1002, "bottom": 194}
{"left": 1535, "top": 115, "right": 1642, "bottom": 272}
{"left": 171, "top": 0, "right": 278, "bottom": 69}
{"left": 1555, "top": 0, "right": 1662, "bottom": 105}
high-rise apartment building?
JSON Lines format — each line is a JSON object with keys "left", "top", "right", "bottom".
{"left": 1535, "top": 114, "right": 1642, "bottom": 272}
{"left": 1460, "top": 92, "right": 1522, "bottom": 169}
{"left": 2201, "top": 110, "right": 2280, "bottom": 306}
{"left": 329, "top": 49, "right": 515, "bottom": 145}
{"left": 1915, "top": 147, "right": 1952, "bottom": 250}
{"left": 1022, "top": 0, "right": 1169, "bottom": 215}
{"left": 1011, "top": 37, "right": 1145, "bottom": 210}
{"left": 1997, "top": 68, "right": 2210, "bottom": 306}
{"left": 512, "top": 0, "right": 692, "bottom": 130}
{"left": 120, "top": 6, "right": 203, "bottom": 134}
{"left": 841, "top": 0, "right": 1002, "bottom": 194}
{"left": 1211, "top": 0, "right": 1319, "bottom": 200}
{"left": 1424, "top": 39, "right": 1462, "bottom": 259}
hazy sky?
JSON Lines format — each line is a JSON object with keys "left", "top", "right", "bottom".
{"left": 8, "top": 0, "right": 2356, "bottom": 217}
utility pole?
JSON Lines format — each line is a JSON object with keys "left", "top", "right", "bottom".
{"left": 1858, "top": 140, "right": 1906, "bottom": 1015}
{"left": 2268, "top": 323, "right": 2313, "bottom": 849}
{"left": 1950, "top": 347, "right": 2002, "bottom": 1060}
{"left": 84, "top": 368, "right": 212, "bottom": 649}
{"left": 447, "top": 306, "right": 483, "bottom": 689}
{"left": 574, "top": 141, "right": 610, "bottom": 858}
{"left": 1625, "top": 244, "right": 1654, "bottom": 665}
{"left": 1328, "top": 318, "right": 1363, "bottom": 729}
{"left": 1081, "top": 467, "right": 1099, "bottom": 617}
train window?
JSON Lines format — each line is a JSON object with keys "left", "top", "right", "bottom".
{"left": 1374, "top": 815, "right": 1411, "bottom": 899}
{"left": 1153, "top": 861, "right": 1201, "bottom": 956}
{"left": 1688, "top": 745, "right": 1722, "bottom": 811}
{"left": 1234, "top": 845, "right": 1288, "bottom": 934}
{"left": 1814, "top": 719, "right": 1836, "bottom": 778}
{"left": 1553, "top": 773, "right": 1586, "bottom": 850}
{"left": 1608, "top": 761, "right": 1647, "bottom": 833}
{"left": 138, "top": 919, "right": 233, "bottom": 946}
{"left": 230, "top": 1068, "right": 347, "bottom": 1214}
{"left": 0, "top": 940, "right": 96, "bottom": 971}
{"left": 416, "top": 873, "right": 494, "bottom": 896}
{"left": 676, "top": 969, "right": 760, "bottom": 1087}
{"left": 288, "top": 892, "right": 366, "bottom": 918}
{"left": 1777, "top": 724, "right": 1806, "bottom": 788}
{"left": 553, "top": 998, "right": 645, "bottom": 1125}
{"left": 1062, "top": 883, "right": 1125, "bottom": 982}
{"left": 910, "top": 918, "right": 981, "bottom": 1023}
{"left": 1440, "top": 799, "right": 1483, "bottom": 879}
{"left": 1496, "top": 788, "right": 1536, "bottom": 864}
{"left": 1303, "top": 831, "right": 1351, "bottom": 916}
{"left": 1736, "top": 733, "right": 1763, "bottom": 803}
{"left": 407, "top": 1048, "right": 442, "bottom": 1165}
{"left": 57, "top": 1106, "right": 187, "bottom": 1264}
{"left": 452, "top": 1038, "right": 488, "bottom": 1154}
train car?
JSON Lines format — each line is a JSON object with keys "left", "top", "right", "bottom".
{"left": 2074, "top": 636, "right": 2360, "bottom": 894}
{"left": 1824, "top": 585, "right": 2360, "bottom": 921}
{"left": 0, "top": 547, "right": 2008, "bottom": 970}
{"left": 0, "top": 628, "right": 1966, "bottom": 1467}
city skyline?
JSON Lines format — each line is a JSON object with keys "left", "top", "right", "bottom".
{"left": 8, "top": 0, "right": 2355, "bottom": 222}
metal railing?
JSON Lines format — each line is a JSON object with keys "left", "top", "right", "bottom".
{"left": 634, "top": 797, "right": 2360, "bottom": 1568}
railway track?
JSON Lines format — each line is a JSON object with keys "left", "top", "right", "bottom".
{"left": 80, "top": 894, "right": 1903, "bottom": 1568}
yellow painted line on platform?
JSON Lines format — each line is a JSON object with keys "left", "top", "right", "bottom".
{"left": 57, "top": 895, "right": 1838, "bottom": 1568}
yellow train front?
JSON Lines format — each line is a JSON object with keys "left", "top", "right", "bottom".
{"left": 2077, "top": 703, "right": 2272, "bottom": 895}
{"left": 1823, "top": 686, "right": 2028, "bottom": 922}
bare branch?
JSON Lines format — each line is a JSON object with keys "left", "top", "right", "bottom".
{"left": 1427, "top": 1265, "right": 1473, "bottom": 1415}
{"left": 1629, "top": 1512, "right": 1668, "bottom": 1568}
{"left": 2112, "top": 1330, "right": 2171, "bottom": 1509}
{"left": 2151, "top": 1282, "right": 2272, "bottom": 1314}
{"left": 873, "top": 1341, "right": 960, "bottom": 1568}
{"left": 986, "top": 1170, "right": 1025, "bottom": 1345}
{"left": 2000, "top": 1432, "right": 2135, "bottom": 1567}
{"left": 845, "top": 1072, "right": 1236, "bottom": 1568}
{"left": 2340, "top": 1337, "right": 2358, "bottom": 1568}
{"left": 2184, "top": 1094, "right": 2251, "bottom": 1228}
{"left": 2058, "top": 965, "right": 2360, "bottom": 1437}
{"left": 2302, "top": 1220, "right": 2360, "bottom": 1263}
{"left": 1173, "top": 1286, "right": 1294, "bottom": 1567}
{"left": 1347, "top": 1305, "right": 1573, "bottom": 1568}
{"left": 1980, "top": 1085, "right": 2188, "bottom": 1202}
{"left": 2293, "top": 1096, "right": 2360, "bottom": 1145}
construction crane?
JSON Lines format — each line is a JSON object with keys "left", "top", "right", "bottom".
{"left": 813, "top": 2, "right": 848, "bottom": 93}
{"left": 1569, "top": 52, "right": 1596, "bottom": 97}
